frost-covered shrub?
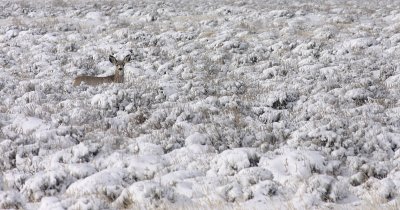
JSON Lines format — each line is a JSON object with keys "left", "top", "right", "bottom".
{"left": 66, "top": 163, "right": 97, "bottom": 179}
{"left": 66, "top": 168, "right": 127, "bottom": 202}
{"left": 255, "top": 131, "right": 277, "bottom": 148}
{"left": 55, "top": 125, "right": 84, "bottom": 142}
{"left": 301, "top": 175, "right": 335, "bottom": 203}
{"left": 91, "top": 92, "right": 118, "bottom": 110}
{"left": 2, "top": 171, "right": 29, "bottom": 193}
{"left": 67, "top": 197, "right": 108, "bottom": 210}
{"left": 137, "top": 142, "right": 164, "bottom": 155}
{"left": 264, "top": 90, "right": 298, "bottom": 110}
{"left": 350, "top": 172, "right": 367, "bottom": 186}
{"left": 114, "top": 181, "right": 175, "bottom": 209}
{"left": 2, "top": 116, "right": 47, "bottom": 139}
{"left": 68, "top": 107, "right": 103, "bottom": 125}
{"left": 0, "top": 139, "right": 16, "bottom": 170}
{"left": 15, "top": 91, "right": 46, "bottom": 104}
{"left": 21, "top": 170, "right": 72, "bottom": 202}
{"left": 16, "top": 81, "right": 35, "bottom": 93}
{"left": 345, "top": 88, "right": 373, "bottom": 105}
{"left": 259, "top": 108, "right": 283, "bottom": 123}
{"left": 185, "top": 132, "right": 209, "bottom": 146}
{"left": 235, "top": 167, "right": 273, "bottom": 186}
{"left": 251, "top": 180, "right": 280, "bottom": 198}
{"left": 208, "top": 148, "right": 259, "bottom": 176}
{"left": 1, "top": 0, "right": 400, "bottom": 209}
{"left": 144, "top": 109, "right": 168, "bottom": 130}
{"left": 72, "top": 55, "right": 97, "bottom": 73}
{"left": 259, "top": 150, "right": 327, "bottom": 182}
{"left": 232, "top": 52, "right": 264, "bottom": 67}
{"left": 9, "top": 104, "right": 51, "bottom": 119}
{"left": 262, "top": 65, "right": 286, "bottom": 79}
{"left": 70, "top": 143, "right": 99, "bottom": 163}
{"left": 302, "top": 175, "right": 350, "bottom": 203}
{"left": 370, "top": 178, "right": 397, "bottom": 201}
{"left": 38, "top": 197, "right": 64, "bottom": 210}
{"left": 160, "top": 170, "right": 202, "bottom": 187}
{"left": 328, "top": 179, "right": 350, "bottom": 202}
{"left": 0, "top": 191, "right": 25, "bottom": 209}
{"left": 48, "top": 143, "right": 100, "bottom": 166}
{"left": 342, "top": 37, "right": 377, "bottom": 51}
{"left": 385, "top": 74, "right": 400, "bottom": 88}
{"left": 163, "top": 144, "right": 215, "bottom": 173}
{"left": 217, "top": 181, "right": 253, "bottom": 202}
{"left": 220, "top": 80, "right": 246, "bottom": 95}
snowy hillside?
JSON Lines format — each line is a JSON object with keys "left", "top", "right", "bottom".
{"left": 1, "top": 0, "right": 400, "bottom": 209}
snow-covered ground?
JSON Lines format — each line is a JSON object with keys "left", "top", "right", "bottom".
{"left": 1, "top": 0, "right": 400, "bottom": 209}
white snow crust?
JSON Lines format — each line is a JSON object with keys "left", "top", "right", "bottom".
{"left": 1, "top": 0, "right": 400, "bottom": 209}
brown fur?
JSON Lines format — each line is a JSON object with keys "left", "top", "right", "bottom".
{"left": 73, "top": 54, "right": 131, "bottom": 86}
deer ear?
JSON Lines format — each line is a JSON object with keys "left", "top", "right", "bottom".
{"left": 123, "top": 54, "right": 131, "bottom": 63}
{"left": 109, "top": 55, "right": 117, "bottom": 64}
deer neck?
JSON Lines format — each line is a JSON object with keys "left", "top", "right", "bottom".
{"left": 113, "top": 72, "right": 124, "bottom": 83}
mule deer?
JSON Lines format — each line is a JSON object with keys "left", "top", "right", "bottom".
{"left": 73, "top": 54, "right": 131, "bottom": 86}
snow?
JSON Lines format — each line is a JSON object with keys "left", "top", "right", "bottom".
{"left": 184, "top": 132, "right": 208, "bottom": 146}
{"left": 38, "top": 197, "right": 63, "bottom": 210}
{"left": 208, "top": 148, "right": 259, "bottom": 176}
{"left": 1, "top": 0, "right": 400, "bottom": 209}
{"left": 66, "top": 168, "right": 126, "bottom": 198}
{"left": 0, "top": 191, "right": 25, "bottom": 209}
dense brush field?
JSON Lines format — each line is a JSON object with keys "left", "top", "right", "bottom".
{"left": 1, "top": 0, "right": 400, "bottom": 209}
